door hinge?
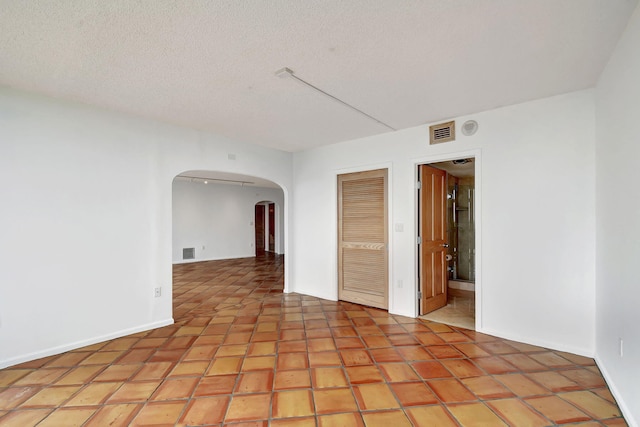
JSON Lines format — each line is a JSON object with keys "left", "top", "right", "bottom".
{"left": 417, "top": 236, "right": 421, "bottom": 245}
{"left": 417, "top": 291, "right": 423, "bottom": 299}
{"left": 416, "top": 181, "right": 422, "bottom": 190}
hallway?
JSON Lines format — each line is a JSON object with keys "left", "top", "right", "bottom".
{"left": 0, "top": 255, "right": 625, "bottom": 426}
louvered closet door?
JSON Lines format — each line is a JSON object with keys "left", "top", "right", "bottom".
{"left": 338, "top": 169, "right": 388, "bottom": 309}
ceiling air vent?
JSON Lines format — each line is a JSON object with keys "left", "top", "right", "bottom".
{"left": 183, "top": 248, "right": 195, "bottom": 260}
{"left": 430, "top": 121, "right": 455, "bottom": 145}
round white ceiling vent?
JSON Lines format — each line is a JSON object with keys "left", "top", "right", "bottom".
{"left": 461, "top": 120, "right": 478, "bottom": 136}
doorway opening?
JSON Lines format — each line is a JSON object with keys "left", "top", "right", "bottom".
{"left": 172, "top": 170, "right": 287, "bottom": 321}
{"left": 418, "top": 158, "right": 476, "bottom": 330}
{"left": 254, "top": 201, "right": 278, "bottom": 256}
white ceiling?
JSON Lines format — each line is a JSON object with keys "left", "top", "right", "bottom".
{"left": 1, "top": 1, "right": 637, "bottom": 152}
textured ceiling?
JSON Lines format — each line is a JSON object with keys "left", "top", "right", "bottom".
{"left": 1, "top": 1, "right": 637, "bottom": 152}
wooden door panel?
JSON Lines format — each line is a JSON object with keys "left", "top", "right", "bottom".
{"left": 342, "top": 248, "right": 386, "bottom": 294}
{"left": 419, "top": 165, "right": 448, "bottom": 315}
{"left": 338, "top": 169, "right": 388, "bottom": 310}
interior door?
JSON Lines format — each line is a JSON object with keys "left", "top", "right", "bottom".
{"left": 419, "top": 165, "right": 448, "bottom": 314}
{"left": 255, "top": 204, "right": 265, "bottom": 256}
{"left": 338, "top": 169, "right": 388, "bottom": 309}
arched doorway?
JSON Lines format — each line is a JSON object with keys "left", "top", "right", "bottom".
{"left": 171, "top": 170, "right": 288, "bottom": 312}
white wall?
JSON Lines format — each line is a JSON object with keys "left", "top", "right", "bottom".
{"left": 292, "top": 89, "right": 596, "bottom": 356}
{"left": 0, "top": 87, "right": 292, "bottom": 368}
{"left": 172, "top": 179, "right": 285, "bottom": 263}
{"left": 595, "top": 4, "right": 640, "bottom": 425}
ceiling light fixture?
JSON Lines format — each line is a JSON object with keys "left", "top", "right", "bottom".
{"left": 275, "top": 67, "right": 396, "bottom": 131}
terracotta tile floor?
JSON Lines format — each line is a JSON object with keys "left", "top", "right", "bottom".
{"left": 0, "top": 254, "right": 627, "bottom": 426}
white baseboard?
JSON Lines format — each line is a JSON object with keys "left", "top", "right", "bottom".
{"left": 595, "top": 355, "right": 637, "bottom": 427}
{"left": 0, "top": 318, "right": 174, "bottom": 370}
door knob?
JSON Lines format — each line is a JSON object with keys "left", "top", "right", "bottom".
{"left": 442, "top": 243, "right": 449, "bottom": 248}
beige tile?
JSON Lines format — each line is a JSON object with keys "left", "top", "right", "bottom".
{"left": 318, "top": 412, "right": 365, "bottom": 427}
{"left": 13, "top": 368, "right": 69, "bottom": 386}
{"left": 352, "top": 383, "right": 400, "bottom": 410}
{"left": 488, "top": 398, "right": 550, "bottom": 426}
{"left": 93, "top": 364, "right": 140, "bottom": 382}
{"left": 461, "top": 376, "right": 514, "bottom": 399}
{"left": 168, "top": 360, "right": 209, "bottom": 377}
{"left": 560, "top": 391, "right": 622, "bottom": 419}
{"left": 38, "top": 407, "right": 96, "bottom": 427}
{"left": 243, "top": 356, "right": 276, "bottom": 371}
{"left": 151, "top": 377, "right": 198, "bottom": 400}
{"left": 225, "top": 393, "right": 271, "bottom": 423}
{"left": 448, "top": 402, "right": 508, "bottom": 426}
{"left": 78, "top": 351, "right": 124, "bottom": 366}
{"left": 54, "top": 366, "right": 103, "bottom": 385}
{"left": 0, "top": 370, "right": 31, "bottom": 387}
{"left": 84, "top": 403, "right": 141, "bottom": 427}
{"left": 390, "top": 382, "right": 438, "bottom": 406}
{"left": 179, "top": 396, "right": 229, "bottom": 425}
{"left": 21, "top": 385, "right": 81, "bottom": 407}
{"left": 235, "top": 371, "right": 274, "bottom": 394}
{"left": 193, "top": 374, "right": 237, "bottom": 396}
{"left": 427, "top": 378, "right": 476, "bottom": 403}
{"left": 379, "top": 363, "right": 420, "bottom": 382}
{"left": 273, "top": 390, "right": 314, "bottom": 418}
{"left": 345, "top": 365, "right": 385, "bottom": 384}
{"left": 312, "top": 367, "right": 349, "bottom": 388}
{"left": 526, "top": 371, "right": 581, "bottom": 392}
{"left": 130, "top": 400, "right": 186, "bottom": 426}
{"left": 131, "top": 362, "right": 174, "bottom": 381}
{"left": 64, "top": 382, "right": 122, "bottom": 406}
{"left": 0, "top": 408, "right": 52, "bottom": 426}
{"left": 206, "top": 357, "right": 243, "bottom": 375}
{"left": 107, "top": 381, "right": 160, "bottom": 403}
{"left": 496, "top": 373, "right": 551, "bottom": 397}
{"left": 405, "top": 405, "right": 458, "bottom": 427}
{"left": 525, "top": 395, "right": 591, "bottom": 424}
{"left": 314, "top": 388, "right": 359, "bottom": 414}
{"left": 274, "top": 369, "right": 310, "bottom": 389}
{"left": 362, "top": 410, "right": 412, "bottom": 427}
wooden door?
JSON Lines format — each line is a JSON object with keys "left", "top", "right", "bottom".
{"left": 419, "top": 165, "right": 448, "bottom": 314}
{"left": 255, "top": 204, "right": 265, "bottom": 256}
{"left": 338, "top": 169, "right": 388, "bottom": 309}
{"left": 268, "top": 203, "right": 275, "bottom": 252}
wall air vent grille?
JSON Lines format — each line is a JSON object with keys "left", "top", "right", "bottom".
{"left": 430, "top": 121, "right": 456, "bottom": 144}
{"left": 183, "top": 248, "right": 195, "bottom": 260}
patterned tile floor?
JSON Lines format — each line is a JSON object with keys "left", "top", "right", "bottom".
{"left": 0, "top": 254, "right": 627, "bottom": 426}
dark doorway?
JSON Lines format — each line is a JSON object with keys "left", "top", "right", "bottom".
{"left": 268, "top": 203, "right": 275, "bottom": 252}
{"left": 255, "top": 204, "right": 265, "bottom": 256}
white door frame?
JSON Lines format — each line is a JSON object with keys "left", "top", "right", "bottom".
{"left": 413, "top": 149, "right": 482, "bottom": 330}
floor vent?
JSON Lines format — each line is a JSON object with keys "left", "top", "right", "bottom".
{"left": 183, "top": 248, "right": 195, "bottom": 260}
{"left": 430, "top": 120, "right": 455, "bottom": 144}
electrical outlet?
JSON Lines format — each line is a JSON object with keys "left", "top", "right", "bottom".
{"left": 619, "top": 338, "right": 624, "bottom": 357}
{"left": 202, "top": 245, "right": 205, "bottom": 250}
{"left": 154, "top": 287, "right": 162, "bottom": 298}
{"left": 397, "top": 279, "right": 403, "bottom": 288}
